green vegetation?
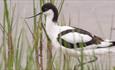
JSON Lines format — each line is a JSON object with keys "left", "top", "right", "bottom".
{"left": 0, "top": 0, "right": 114, "bottom": 70}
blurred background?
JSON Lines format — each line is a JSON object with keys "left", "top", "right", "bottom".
{"left": 0, "top": 0, "right": 115, "bottom": 70}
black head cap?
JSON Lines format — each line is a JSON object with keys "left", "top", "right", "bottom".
{"left": 42, "top": 3, "right": 58, "bottom": 22}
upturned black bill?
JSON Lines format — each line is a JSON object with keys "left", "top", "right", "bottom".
{"left": 26, "top": 12, "right": 42, "bottom": 19}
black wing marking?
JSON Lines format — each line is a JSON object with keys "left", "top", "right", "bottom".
{"left": 57, "top": 27, "right": 103, "bottom": 48}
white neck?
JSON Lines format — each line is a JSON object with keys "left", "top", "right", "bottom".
{"left": 46, "top": 15, "right": 59, "bottom": 31}
{"left": 45, "top": 15, "right": 60, "bottom": 40}
{"left": 44, "top": 9, "right": 60, "bottom": 40}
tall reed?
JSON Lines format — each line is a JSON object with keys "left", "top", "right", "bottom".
{"left": 0, "top": 0, "right": 114, "bottom": 70}
{"left": 3, "top": 0, "right": 14, "bottom": 69}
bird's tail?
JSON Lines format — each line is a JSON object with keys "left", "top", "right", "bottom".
{"left": 97, "top": 40, "right": 115, "bottom": 48}
{"left": 110, "top": 41, "right": 115, "bottom": 46}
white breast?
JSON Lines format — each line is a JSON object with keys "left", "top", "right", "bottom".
{"left": 46, "top": 25, "right": 74, "bottom": 41}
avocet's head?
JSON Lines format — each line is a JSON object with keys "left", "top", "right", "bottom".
{"left": 28, "top": 3, "right": 58, "bottom": 22}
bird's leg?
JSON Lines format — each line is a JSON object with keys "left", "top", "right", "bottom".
{"left": 77, "top": 55, "right": 97, "bottom": 66}
{"left": 74, "top": 56, "right": 98, "bottom": 70}
{"left": 73, "top": 57, "right": 81, "bottom": 70}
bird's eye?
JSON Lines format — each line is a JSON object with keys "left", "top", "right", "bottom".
{"left": 44, "top": 8, "right": 47, "bottom": 11}
{"left": 42, "top": 6, "right": 49, "bottom": 12}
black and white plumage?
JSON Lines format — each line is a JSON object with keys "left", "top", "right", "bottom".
{"left": 28, "top": 3, "right": 115, "bottom": 57}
